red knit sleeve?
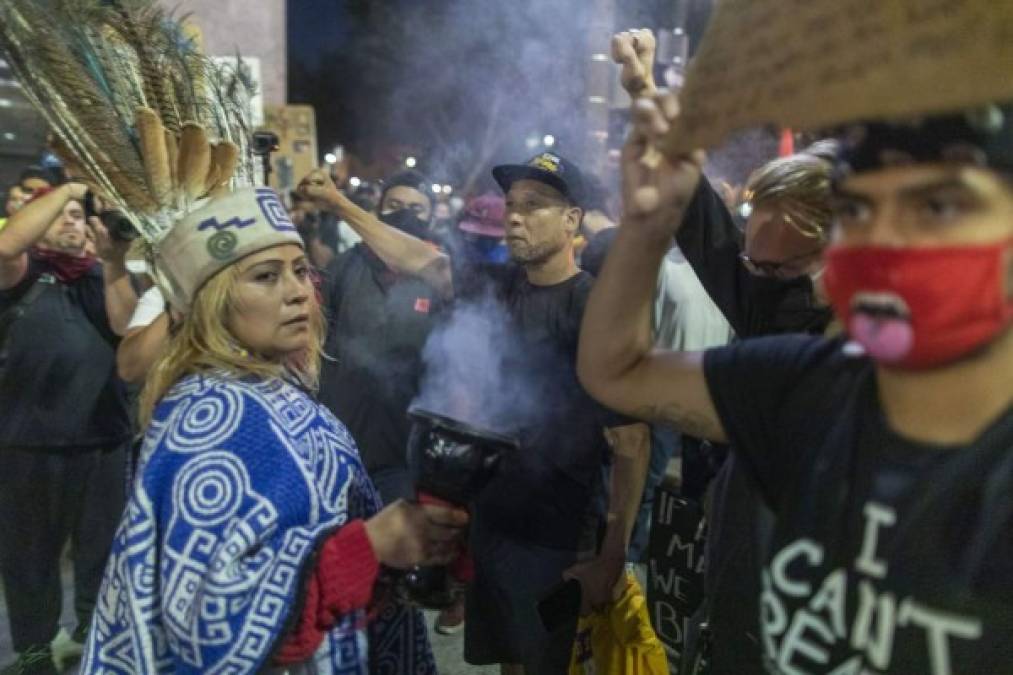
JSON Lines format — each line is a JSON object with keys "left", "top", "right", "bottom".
{"left": 273, "top": 519, "right": 380, "bottom": 664}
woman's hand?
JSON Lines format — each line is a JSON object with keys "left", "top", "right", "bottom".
{"left": 364, "top": 499, "right": 470, "bottom": 570}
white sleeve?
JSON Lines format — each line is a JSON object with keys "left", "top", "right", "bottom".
{"left": 653, "top": 250, "right": 735, "bottom": 352}
{"left": 126, "top": 285, "right": 166, "bottom": 331}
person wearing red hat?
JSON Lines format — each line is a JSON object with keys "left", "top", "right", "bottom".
{"left": 439, "top": 193, "right": 510, "bottom": 296}
{"left": 455, "top": 193, "right": 508, "bottom": 264}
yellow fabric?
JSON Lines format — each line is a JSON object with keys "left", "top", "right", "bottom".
{"left": 569, "top": 572, "right": 670, "bottom": 675}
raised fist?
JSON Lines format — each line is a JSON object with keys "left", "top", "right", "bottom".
{"left": 621, "top": 89, "right": 705, "bottom": 237}
{"left": 296, "top": 168, "right": 340, "bottom": 208}
{"left": 611, "top": 29, "right": 658, "bottom": 99}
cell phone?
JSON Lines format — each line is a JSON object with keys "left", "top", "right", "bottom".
{"left": 537, "top": 578, "right": 582, "bottom": 633}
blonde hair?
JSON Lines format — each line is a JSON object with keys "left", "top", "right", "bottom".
{"left": 138, "top": 261, "right": 325, "bottom": 428}
{"left": 746, "top": 152, "right": 833, "bottom": 241}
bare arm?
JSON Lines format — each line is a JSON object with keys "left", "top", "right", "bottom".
{"left": 88, "top": 217, "right": 138, "bottom": 337}
{"left": 102, "top": 260, "right": 137, "bottom": 337}
{"left": 563, "top": 422, "right": 651, "bottom": 610}
{"left": 577, "top": 93, "right": 727, "bottom": 444}
{"left": 298, "top": 170, "right": 453, "bottom": 297}
{"left": 602, "top": 423, "right": 651, "bottom": 557}
{"left": 117, "top": 312, "right": 170, "bottom": 383}
{"left": 579, "top": 227, "right": 725, "bottom": 442}
{"left": 0, "top": 183, "right": 87, "bottom": 289}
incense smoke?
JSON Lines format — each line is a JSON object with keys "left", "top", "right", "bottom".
{"left": 412, "top": 290, "right": 555, "bottom": 437}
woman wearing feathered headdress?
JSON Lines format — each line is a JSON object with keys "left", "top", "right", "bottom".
{"left": 0, "top": 2, "right": 463, "bottom": 673}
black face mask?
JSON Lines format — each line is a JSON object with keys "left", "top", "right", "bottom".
{"left": 745, "top": 274, "right": 833, "bottom": 336}
{"left": 380, "top": 208, "right": 432, "bottom": 242}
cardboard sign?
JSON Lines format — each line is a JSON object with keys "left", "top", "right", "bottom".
{"left": 262, "top": 104, "right": 318, "bottom": 193}
{"left": 646, "top": 487, "right": 706, "bottom": 672}
{"left": 664, "top": 0, "right": 1013, "bottom": 154}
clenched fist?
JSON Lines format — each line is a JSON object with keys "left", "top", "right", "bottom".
{"left": 611, "top": 29, "right": 658, "bottom": 99}
{"left": 297, "top": 168, "right": 342, "bottom": 209}
{"left": 621, "top": 89, "right": 706, "bottom": 237}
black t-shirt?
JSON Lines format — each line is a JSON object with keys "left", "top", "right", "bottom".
{"left": 455, "top": 263, "right": 628, "bottom": 549}
{"left": 579, "top": 227, "right": 618, "bottom": 278}
{"left": 316, "top": 212, "right": 340, "bottom": 253}
{"left": 704, "top": 335, "right": 1013, "bottom": 673}
{"left": 0, "top": 258, "right": 129, "bottom": 450}
{"left": 318, "top": 245, "right": 440, "bottom": 472}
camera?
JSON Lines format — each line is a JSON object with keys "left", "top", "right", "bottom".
{"left": 251, "top": 131, "right": 280, "bottom": 156}
{"left": 101, "top": 211, "right": 140, "bottom": 242}
{"left": 83, "top": 190, "right": 138, "bottom": 242}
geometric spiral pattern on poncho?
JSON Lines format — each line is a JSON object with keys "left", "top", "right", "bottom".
{"left": 81, "top": 373, "right": 436, "bottom": 674}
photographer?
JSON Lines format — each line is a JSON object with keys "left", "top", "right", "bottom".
{"left": 0, "top": 182, "right": 136, "bottom": 674}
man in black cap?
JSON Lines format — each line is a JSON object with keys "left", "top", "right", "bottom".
{"left": 300, "top": 153, "right": 649, "bottom": 675}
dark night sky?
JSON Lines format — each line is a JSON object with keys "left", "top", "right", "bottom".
{"left": 288, "top": 1, "right": 350, "bottom": 69}
{"left": 286, "top": 1, "right": 712, "bottom": 189}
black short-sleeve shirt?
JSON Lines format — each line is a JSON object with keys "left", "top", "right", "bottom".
{"left": 704, "top": 335, "right": 1013, "bottom": 673}
{"left": 0, "top": 258, "right": 129, "bottom": 450}
{"left": 451, "top": 263, "right": 629, "bottom": 549}
{"left": 318, "top": 245, "right": 440, "bottom": 473}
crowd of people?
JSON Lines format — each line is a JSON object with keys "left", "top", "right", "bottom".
{"left": 0, "top": 14, "right": 1010, "bottom": 675}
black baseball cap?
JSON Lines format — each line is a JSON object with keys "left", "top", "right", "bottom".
{"left": 492, "top": 152, "right": 585, "bottom": 207}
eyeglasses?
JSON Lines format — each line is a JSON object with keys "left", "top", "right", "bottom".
{"left": 738, "top": 247, "right": 823, "bottom": 279}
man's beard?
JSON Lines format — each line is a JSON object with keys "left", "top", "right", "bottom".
{"left": 41, "top": 232, "right": 86, "bottom": 256}
{"left": 508, "top": 239, "right": 564, "bottom": 267}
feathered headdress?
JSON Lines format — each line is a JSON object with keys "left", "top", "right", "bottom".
{"left": 0, "top": 0, "right": 255, "bottom": 237}
{"left": 0, "top": 0, "right": 302, "bottom": 309}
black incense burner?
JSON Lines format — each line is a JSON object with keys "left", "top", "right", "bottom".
{"left": 391, "top": 408, "right": 519, "bottom": 609}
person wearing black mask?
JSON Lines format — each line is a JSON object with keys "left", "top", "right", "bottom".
{"left": 674, "top": 149, "right": 835, "bottom": 673}
{"left": 377, "top": 170, "right": 435, "bottom": 241}
{"left": 609, "top": 29, "right": 835, "bottom": 675}
{"left": 302, "top": 169, "right": 440, "bottom": 506}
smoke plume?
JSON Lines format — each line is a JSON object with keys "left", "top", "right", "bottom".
{"left": 412, "top": 289, "right": 553, "bottom": 437}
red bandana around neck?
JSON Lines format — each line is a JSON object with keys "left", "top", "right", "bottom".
{"left": 30, "top": 247, "right": 98, "bottom": 283}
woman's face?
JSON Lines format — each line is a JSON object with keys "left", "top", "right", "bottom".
{"left": 226, "top": 244, "right": 314, "bottom": 360}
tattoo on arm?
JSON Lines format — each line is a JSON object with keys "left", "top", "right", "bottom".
{"left": 632, "top": 402, "right": 725, "bottom": 442}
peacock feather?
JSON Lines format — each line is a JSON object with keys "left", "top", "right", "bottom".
{"left": 0, "top": 0, "right": 256, "bottom": 242}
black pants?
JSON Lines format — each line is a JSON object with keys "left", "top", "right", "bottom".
{"left": 0, "top": 445, "right": 126, "bottom": 652}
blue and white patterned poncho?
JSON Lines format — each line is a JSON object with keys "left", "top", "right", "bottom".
{"left": 81, "top": 372, "right": 435, "bottom": 674}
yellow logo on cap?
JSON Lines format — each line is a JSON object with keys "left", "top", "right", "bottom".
{"left": 531, "top": 153, "right": 561, "bottom": 173}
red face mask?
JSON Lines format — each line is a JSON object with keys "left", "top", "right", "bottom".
{"left": 823, "top": 241, "right": 1013, "bottom": 369}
